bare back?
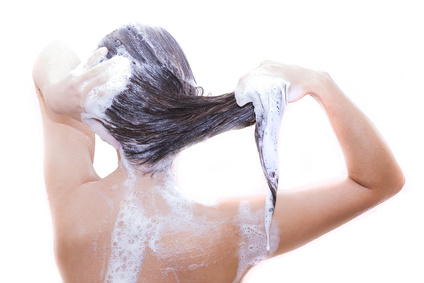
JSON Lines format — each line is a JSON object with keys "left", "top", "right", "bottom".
{"left": 51, "top": 168, "right": 275, "bottom": 283}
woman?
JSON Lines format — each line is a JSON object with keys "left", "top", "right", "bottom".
{"left": 32, "top": 23, "right": 404, "bottom": 282}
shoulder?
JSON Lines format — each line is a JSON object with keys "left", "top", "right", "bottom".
{"left": 51, "top": 181, "right": 118, "bottom": 240}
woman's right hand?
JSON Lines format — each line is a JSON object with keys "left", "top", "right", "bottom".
{"left": 256, "top": 61, "right": 332, "bottom": 103}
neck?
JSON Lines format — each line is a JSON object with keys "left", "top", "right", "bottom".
{"left": 115, "top": 154, "right": 177, "bottom": 193}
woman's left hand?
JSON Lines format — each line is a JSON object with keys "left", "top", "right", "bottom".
{"left": 33, "top": 44, "right": 113, "bottom": 121}
{"left": 44, "top": 47, "right": 113, "bottom": 120}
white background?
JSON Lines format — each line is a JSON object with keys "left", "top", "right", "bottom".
{"left": 1, "top": 0, "right": 423, "bottom": 282}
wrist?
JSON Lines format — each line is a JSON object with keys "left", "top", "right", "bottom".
{"left": 44, "top": 79, "right": 83, "bottom": 121}
{"left": 308, "top": 71, "right": 341, "bottom": 104}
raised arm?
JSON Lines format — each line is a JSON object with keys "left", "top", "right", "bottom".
{"left": 237, "top": 62, "right": 405, "bottom": 255}
{"left": 32, "top": 42, "right": 111, "bottom": 200}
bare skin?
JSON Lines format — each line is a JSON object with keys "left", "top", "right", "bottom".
{"left": 33, "top": 41, "right": 404, "bottom": 282}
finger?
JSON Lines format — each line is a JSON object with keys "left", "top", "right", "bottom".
{"left": 78, "top": 58, "right": 115, "bottom": 83}
{"left": 80, "top": 56, "right": 132, "bottom": 89}
{"left": 70, "top": 47, "right": 109, "bottom": 78}
{"left": 82, "top": 71, "right": 111, "bottom": 96}
{"left": 85, "top": 47, "right": 108, "bottom": 68}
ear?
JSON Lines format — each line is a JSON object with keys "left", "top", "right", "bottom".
{"left": 82, "top": 117, "right": 121, "bottom": 150}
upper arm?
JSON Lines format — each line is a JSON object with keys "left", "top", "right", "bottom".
{"left": 33, "top": 41, "right": 105, "bottom": 200}
{"left": 272, "top": 175, "right": 388, "bottom": 255}
{"left": 36, "top": 86, "right": 99, "bottom": 200}
{"left": 217, "top": 175, "right": 389, "bottom": 258}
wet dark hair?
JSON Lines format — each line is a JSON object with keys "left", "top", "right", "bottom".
{"left": 97, "top": 23, "right": 280, "bottom": 211}
{"left": 97, "top": 23, "right": 256, "bottom": 169}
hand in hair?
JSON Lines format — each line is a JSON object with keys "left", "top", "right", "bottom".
{"left": 32, "top": 42, "right": 113, "bottom": 121}
{"left": 239, "top": 61, "right": 328, "bottom": 103}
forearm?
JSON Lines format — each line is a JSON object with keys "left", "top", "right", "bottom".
{"left": 311, "top": 73, "right": 404, "bottom": 195}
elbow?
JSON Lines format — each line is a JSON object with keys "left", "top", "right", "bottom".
{"left": 387, "top": 156, "right": 406, "bottom": 197}
{"left": 354, "top": 163, "right": 405, "bottom": 202}
{"left": 378, "top": 167, "right": 405, "bottom": 201}
{"left": 32, "top": 40, "right": 77, "bottom": 89}
{"left": 390, "top": 169, "right": 405, "bottom": 196}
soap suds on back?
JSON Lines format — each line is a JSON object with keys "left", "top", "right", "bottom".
{"left": 104, "top": 151, "right": 226, "bottom": 282}
{"left": 233, "top": 201, "right": 279, "bottom": 283}
{"left": 235, "top": 69, "right": 288, "bottom": 251}
{"left": 104, "top": 173, "right": 227, "bottom": 282}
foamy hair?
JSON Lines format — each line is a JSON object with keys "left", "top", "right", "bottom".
{"left": 80, "top": 54, "right": 132, "bottom": 149}
{"left": 235, "top": 69, "right": 288, "bottom": 251}
{"left": 83, "top": 55, "right": 132, "bottom": 119}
